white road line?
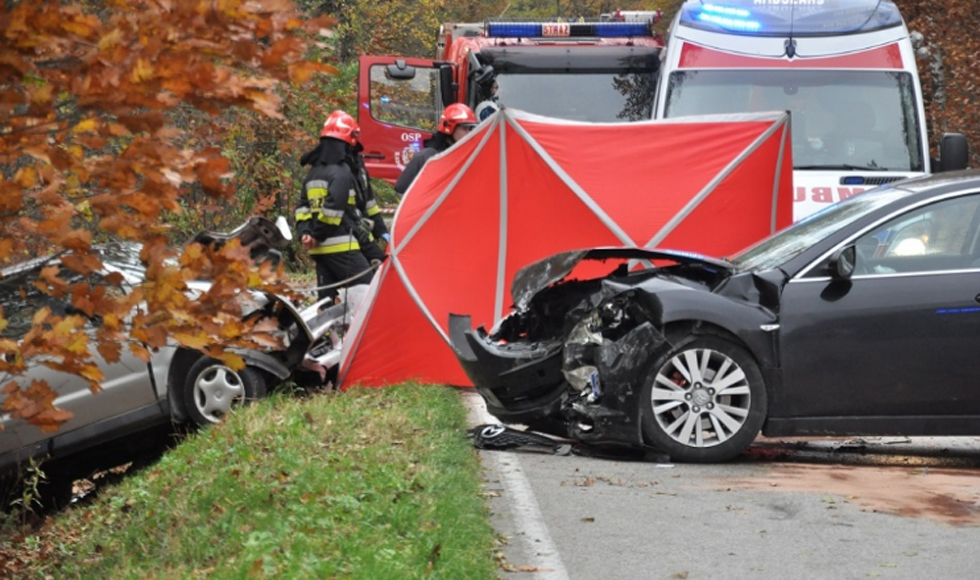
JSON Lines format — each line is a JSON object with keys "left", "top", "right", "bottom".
{"left": 463, "top": 391, "right": 571, "bottom": 580}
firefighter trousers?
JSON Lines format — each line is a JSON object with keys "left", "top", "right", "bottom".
{"left": 312, "top": 250, "right": 374, "bottom": 302}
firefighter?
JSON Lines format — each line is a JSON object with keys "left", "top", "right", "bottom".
{"left": 322, "top": 110, "right": 390, "bottom": 266}
{"left": 394, "top": 103, "right": 478, "bottom": 198}
{"left": 475, "top": 78, "right": 500, "bottom": 122}
{"left": 295, "top": 111, "right": 374, "bottom": 302}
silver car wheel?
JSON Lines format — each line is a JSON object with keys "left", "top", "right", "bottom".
{"left": 191, "top": 364, "right": 246, "bottom": 424}
{"left": 651, "top": 347, "right": 752, "bottom": 449}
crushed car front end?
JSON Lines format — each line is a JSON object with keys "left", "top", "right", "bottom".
{"left": 450, "top": 248, "right": 741, "bottom": 448}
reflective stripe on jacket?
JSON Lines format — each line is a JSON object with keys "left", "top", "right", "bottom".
{"left": 309, "top": 233, "right": 360, "bottom": 255}
{"left": 304, "top": 179, "right": 344, "bottom": 226}
{"left": 294, "top": 162, "right": 359, "bottom": 249}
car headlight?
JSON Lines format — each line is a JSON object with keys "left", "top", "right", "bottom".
{"left": 562, "top": 311, "right": 602, "bottom": 394}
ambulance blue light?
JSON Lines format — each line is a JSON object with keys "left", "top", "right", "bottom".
{"left": 698, "top": 9, "right": 760, "bottom": 32}
{"left": 678, "top": 0, "right": 904, "bottom": 37}
{"left": 702, "top": 3, "right": 750, "bottom": 18}
{"left": 841, "top": 176, "right": 866, "bottom": 185}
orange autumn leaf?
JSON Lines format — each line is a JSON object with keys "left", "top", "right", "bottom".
{"left": 30, "top": 408, "right": 76, "bottom": 433}
{"left": 175, "top": 331, "right": 211, "bottom": 351}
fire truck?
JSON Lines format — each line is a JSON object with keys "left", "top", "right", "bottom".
{"left": 653, "top": 0, "right": 969, "bottom": 222}
{"left": 356, "top": 12, "right": 664, "bottom": 183}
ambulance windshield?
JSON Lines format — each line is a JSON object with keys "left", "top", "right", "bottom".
{"left": 663, "top": 69, "right": 925, "bottom": 172}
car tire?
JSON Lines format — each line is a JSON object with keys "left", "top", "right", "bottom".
{"left": 639, "top": 335, "right": 767, "bottom": 463}
{"left": 182, "top": 357, "right": 268, "bottom": 427}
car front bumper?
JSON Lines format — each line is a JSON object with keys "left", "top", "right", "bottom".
{"left": 449, "top": 314, "right": 662, "bottom": 448}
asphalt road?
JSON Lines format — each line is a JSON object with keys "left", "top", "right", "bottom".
{"left": 464, "top": 392, "right": 980, "bottom": 580}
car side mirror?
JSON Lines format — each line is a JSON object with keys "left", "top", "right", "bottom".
{"left": 829, "top": 245, "right": 856, "bottom": 280}
{"left": 938, "top": 133, "right": 969, "bottom": 172}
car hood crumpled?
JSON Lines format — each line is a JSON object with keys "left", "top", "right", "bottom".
{"left": 510, "top": 247, "right": 734, "bottom": 310}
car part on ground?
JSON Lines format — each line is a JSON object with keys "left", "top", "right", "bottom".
{"left": 468, "top": 424, "right": 573, "bottom": 455}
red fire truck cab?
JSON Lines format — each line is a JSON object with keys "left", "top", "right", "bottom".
{"left": 357, "top": 13, "right": 664, "bottom": 183}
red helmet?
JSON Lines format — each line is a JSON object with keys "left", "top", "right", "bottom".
{"left": 437, "top": 103, "right": 478, "bottom": 135}
{"left": 320, "top": 110, "right": 359, "bottom": 145}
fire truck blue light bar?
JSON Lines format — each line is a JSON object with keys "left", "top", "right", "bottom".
{"left": 486, "top": 21, "right": 652, "bottom": 38}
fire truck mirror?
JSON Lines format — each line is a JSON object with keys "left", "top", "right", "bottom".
{"left": 386, "top": 62, "right": 417, "bottom": 80}
{"left": 471, "top": 65, "right": 495, "bottom": 85}
{"left": 439, "top": 64, "right": 457, "bottom": 107}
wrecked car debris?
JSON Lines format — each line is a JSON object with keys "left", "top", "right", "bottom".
{"left": 1, "top": 216, "right": 358, "bottom": 494}
{"left": 469, "top": 424, "right": 573, "bottom": 455}
{"left": 467, "top": 423, "right": 671, "bottom": 462}
{"left": 452, "top": 248, "right": 730, "bottom": 461}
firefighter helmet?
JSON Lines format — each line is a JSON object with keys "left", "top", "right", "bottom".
{"left": 320, "top": 110, "right": 359, "bottom": 145}
{"left": 437, "top": 104, "right": 478, "bottom": 135}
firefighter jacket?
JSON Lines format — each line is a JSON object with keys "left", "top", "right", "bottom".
{"left": 348, "top": 147, "right": 389, "bottom": 242}
{"left": 393, "top": 133, "right": 453, "bottom": 197}
{"left": 295, "top": 139, "right": 360, "bottom": 256}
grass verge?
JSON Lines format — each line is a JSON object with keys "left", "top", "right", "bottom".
{"left": 1, "top": 384, "right": 498, "bottom": 580}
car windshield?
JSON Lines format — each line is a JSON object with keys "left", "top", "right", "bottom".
{"left": 663, "top": 69, "right": 924, "bottom": 171}
{"left": 729, "top": 187, "right": 913, "bottom": 271}
{"left": 494, "top": 71, "right": 656, "bottom": 122}
{"left": 0, "top": 243, "right": 145, "bottom": 339}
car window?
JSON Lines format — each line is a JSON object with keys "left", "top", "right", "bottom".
{"left": 854, "top": 193, "right": 980, "bottom": 275}
{"left": 731, "top": 186, "right": 911, "bottom": 272}
{"left": 0, "top": 264, "right": 126, "bottom": 340}
{"left": 0, "top": 266, "right": 70, "bottom": 340}
{"left": 2, "top": 244, "right": 143, "bottom": 340}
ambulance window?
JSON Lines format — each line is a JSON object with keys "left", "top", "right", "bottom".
{"left": 663, "top": 70, "right": 925, "bottom": 172}
{"left": 369, "top": 65, "right": 439, "bottom": 132}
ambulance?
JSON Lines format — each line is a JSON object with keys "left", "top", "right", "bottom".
{"left": 654, "top": 0, "right": 969, "bottom": 221}
{"left": 357, "top": 12, "right": 664, "bottom": 182}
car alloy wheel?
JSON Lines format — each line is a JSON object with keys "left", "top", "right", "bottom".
{"left": 641, "top": 336, "right": 767, "bottom": 463}
{"left": 182, "top": 357, "right": 268, "bottom": 426}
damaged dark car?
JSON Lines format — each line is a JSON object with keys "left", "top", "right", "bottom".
{"left": 451, "top": 170, "right": 980, "bottom": 462}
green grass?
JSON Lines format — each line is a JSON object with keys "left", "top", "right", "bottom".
{"left": 3, "top": 385, "right": 498, "bottom": 580}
